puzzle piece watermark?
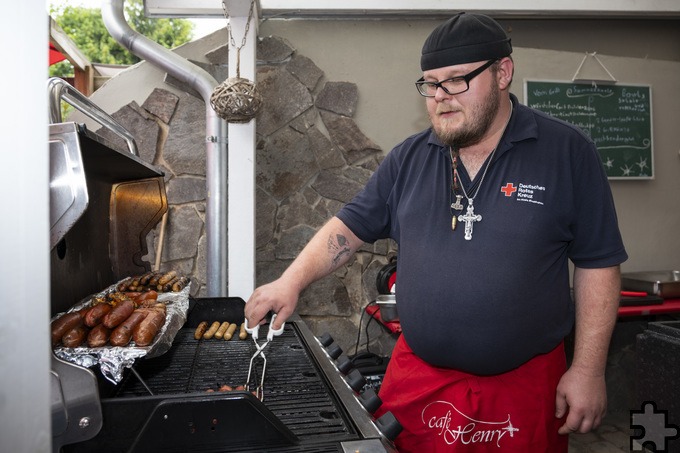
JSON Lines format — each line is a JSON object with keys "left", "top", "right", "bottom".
{"left": 630, "top": 401, "right": 679, "bottom": 452}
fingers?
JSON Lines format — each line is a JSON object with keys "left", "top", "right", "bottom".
{"left": 270, "top": 305, "right": 293, "bottom": 330}
{"left": 558, "top": 413, "right": 598, "bottom": 435}
{"left": 244, "top": 299, "right": 271, "bottom": 329}
{"left": 555, "top": 392, "right": 575, "bottom": 435}
{"left": 244, "top": 282, "right": 297, "bottom": 330}
{"left": 555, "top": 391, "right": 568, "bottom": 419}
{"left": 556, "top": 404, "right": 604, "bottom": 435}
{"left": 558, "top": 416, "right": 580, "bottom": 435}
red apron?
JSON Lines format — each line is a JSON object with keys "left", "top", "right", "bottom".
{"left": 376, "top": 335, "right": 569, "bottom": 452}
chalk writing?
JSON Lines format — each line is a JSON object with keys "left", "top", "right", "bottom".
{"left": 526, "top": 81, "right": 652, "bottom": 178}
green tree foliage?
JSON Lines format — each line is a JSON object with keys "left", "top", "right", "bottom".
{"left": 49, "top": 0, "right": 193, "bottom": 77}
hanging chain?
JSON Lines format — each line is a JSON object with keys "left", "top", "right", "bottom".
{"left": 222, "top": 0, "right": 256, "bottom": 52}
{"left": 211, "top": 0, "right": 262, "bottom": 122}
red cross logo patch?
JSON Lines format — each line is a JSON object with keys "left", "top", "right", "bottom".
{"left": 500, "top": 183, "right": 517, "bottom": 197}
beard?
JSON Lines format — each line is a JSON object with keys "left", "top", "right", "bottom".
{"left": 431, "top": 81, "right": 501, "bottom": 149}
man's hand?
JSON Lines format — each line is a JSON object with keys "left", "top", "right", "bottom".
{"left": 555, "top": 366, "right": 607, "bottom": 434}
{"left": 245, "top": 278, "right": 299, "bottom": 331}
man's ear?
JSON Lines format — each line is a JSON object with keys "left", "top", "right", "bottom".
{"left": 497, "top": 57, "right": 514, "bottom": 90}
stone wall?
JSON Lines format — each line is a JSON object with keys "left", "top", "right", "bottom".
{"left": 96, "top": 35, "right": 398, "bottom": 354}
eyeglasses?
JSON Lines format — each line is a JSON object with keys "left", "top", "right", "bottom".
{"left": 415, "top": 59, "right": 498, "bottom": 97}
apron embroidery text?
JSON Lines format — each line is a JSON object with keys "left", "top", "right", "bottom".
{"left": 421, "top": 400, "right": 520, "bottom": 447}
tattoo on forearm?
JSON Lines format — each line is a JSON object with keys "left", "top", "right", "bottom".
{"left": 328, "top": 233, "right": 351, "bottom": 269}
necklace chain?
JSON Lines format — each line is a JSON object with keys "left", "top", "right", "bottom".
{"left": 448, "top": 104, "right": 513, "bottom": 236}
{"left": 451, "top": 146, "right": 497, "bottom": 203}
{"left": 450, "top": 104, "right": 513, "bottom": 206}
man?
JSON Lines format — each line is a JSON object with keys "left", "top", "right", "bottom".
{"left": 245, "top": 12, "right": 627, "bottom": 452}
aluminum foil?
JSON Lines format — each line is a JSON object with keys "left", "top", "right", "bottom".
{"left": 53, "top": 279, "right": 190, "bottom": 384}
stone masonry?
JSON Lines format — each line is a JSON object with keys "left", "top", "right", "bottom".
{"left": 96, "top": 36, "right": 398, "bottom": 354}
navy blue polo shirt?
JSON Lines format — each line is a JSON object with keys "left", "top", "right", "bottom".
{"left": 337, "top": 94, "right": 628, "bottom": 375}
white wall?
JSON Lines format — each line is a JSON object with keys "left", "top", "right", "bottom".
{"left": 0, "top": 1, "right": 51, "bottom": 452}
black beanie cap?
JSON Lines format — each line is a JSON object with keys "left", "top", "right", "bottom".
{"left": 421, "top": 12, "right": 512, "bottom": 71}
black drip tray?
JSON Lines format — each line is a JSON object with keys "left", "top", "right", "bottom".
{"left": 129, "top": 393, "right": 297, "bottom": 452}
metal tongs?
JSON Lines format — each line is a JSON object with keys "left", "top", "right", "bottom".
{"left": 244, "top": 314, "right": 285, "bottom": 401}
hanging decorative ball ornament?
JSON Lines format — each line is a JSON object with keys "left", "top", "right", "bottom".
{"left": 210, "top": 74, "right": 262, "bottom": 123}
{"left": 210, "top": 0, "right": 262, "bottom": 123}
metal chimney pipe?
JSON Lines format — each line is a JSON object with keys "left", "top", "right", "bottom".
{"left": 102, "top": 0, "right": 228, "bottom": 297}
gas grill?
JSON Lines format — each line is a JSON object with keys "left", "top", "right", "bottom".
{"left": 48, "top": 80, "right": 400, "bottom": 452}
{"left": 62, "top": 298, "right": 399, "bottom": 452}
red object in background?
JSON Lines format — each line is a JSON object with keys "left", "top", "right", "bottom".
{"left": 366, "top": 305, "right": 401, "bottom": 334}
{"left": 49, "top": 43, "right": 67, "bottom": 65}
{"left": 618, "top": 298, "right": 680, "bottom": 317}
{"left": 387, "top": 272, "right": 397, "bottom": 293}
{"left": 621, "top": 290, "right": 648, "bottom": 297}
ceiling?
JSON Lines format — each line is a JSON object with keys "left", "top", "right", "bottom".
{"left": 144, "top": 0, "right": 680, "bottom": 19}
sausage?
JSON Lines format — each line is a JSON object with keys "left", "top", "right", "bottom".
{"left": 102, "top": 299, "right": 135, "bottom": 329}
{"left": 51, "top": 312, "right": 83, "bottom": 346}
{"left": 203, "top": 321, "right": 221, "bottom": 340}
{"left": 116, "top": 277, "right": 134, "bottom": 292}
{"left": 148, "top": 272, "right": 164, "bottom": 287}
{"left": 172, "top": 277, "right": 190, "bottom": 292}
{"left": 239, "top": 322, "right": 248, "bottom": 340}
{"left": 158, "top": 276, "right": 179, "bottom": 292}
{"left": 139, "top": 271, "right": 157, "bottom": 286}
{"left": 223, "top": 323, "right": 238, "bottom": 340}
{"left": 133, "top": 271, "right": 154, "bottom": 288}
{"left": 87, "top": 324, "right": 112, "bottom": 348}
{"left": 132, "top": 309, "right": 165, "bottom": 346}
{"left": 137, "top": 300, "right": 159, "bottom": 309}
{"left": 214, "top": 322, "right": 230, "bottom": 340}
{"left": 109, "top": 292, "right": 132, "bottom": 304}
{"left": 194, "top": 321, "right": 209, "bottom": 340}
{"left": 133, "top": 290, "right": 158, "bottom": 307}
{"left": 62, "top": 324, "right": 88, "bottom": 348}
{"left": 84, "top": 303, "right": 112, "bottom": 327}
{"left": 158, "top": 270, "right": 178, "bottom": 286}
{"left": 109, "top": 310, "right": 148, "bottom": 346}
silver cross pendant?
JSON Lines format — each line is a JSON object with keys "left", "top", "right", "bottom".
{"left": 457, "top": 200, "right": 482, "bottom": 240}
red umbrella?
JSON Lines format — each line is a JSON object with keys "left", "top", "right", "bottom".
{"left": 49, "top": 42, "right": 67, "bottom": 65}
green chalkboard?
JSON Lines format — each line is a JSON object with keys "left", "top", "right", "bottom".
{"left": 524, "top": 80, "right": 653, "bottom": 179}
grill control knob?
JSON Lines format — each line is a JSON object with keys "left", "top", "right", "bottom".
{"left": 375, "top": 411, "right": 403, "bottom": 441}
{"left": 358, "top": 387, "right": 382, "bottom": 413}
{"left": 326, "top": 343, "right": 343, "bottom": 360}
{"left": 318, "top": 332, "right": 334, "bottom": 347}
{"left": 345, "top": 368, "right": 366, "bottom": 392}
{"left": 336, "top": 354, "right": 352, "bottom": 374}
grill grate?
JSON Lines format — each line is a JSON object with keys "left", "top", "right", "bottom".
{"left": 115, "top": 325, "right": 357, "bottom": 444}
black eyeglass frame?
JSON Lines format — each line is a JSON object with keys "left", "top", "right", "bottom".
{"left": 415, "top": 59, "right": 498, "bottom": 97}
